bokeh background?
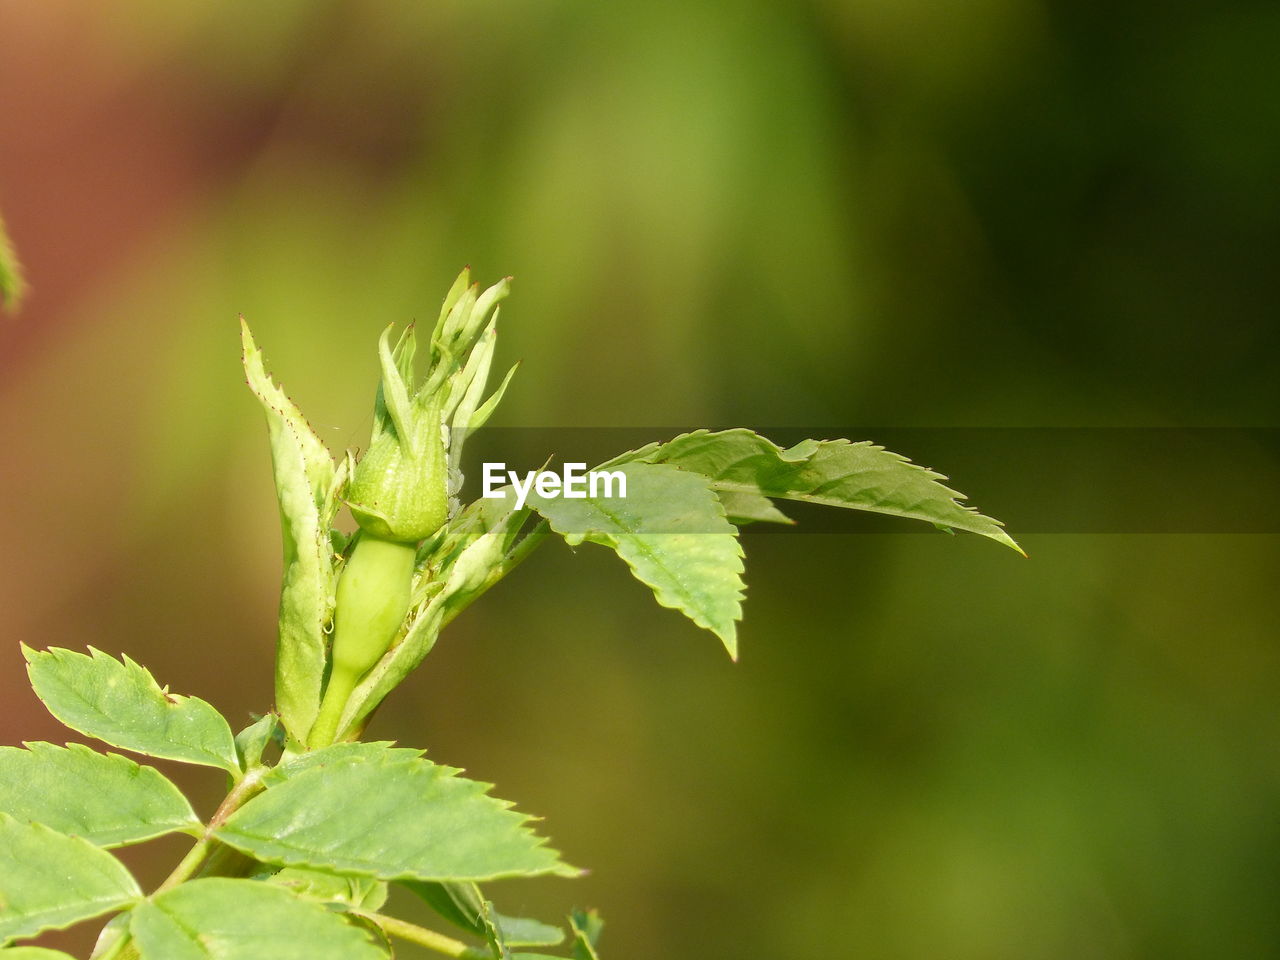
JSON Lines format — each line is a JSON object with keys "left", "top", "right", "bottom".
{"left": 2, "top": 2, "right": 1278, "bottom": 957}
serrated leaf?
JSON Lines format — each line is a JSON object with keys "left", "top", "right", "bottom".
{"left": 569, "top": 910, "right": 603, "bottom": 960}
{"left": 405, "top": 881, "right": 565, "bottom": 949}
{"left": 215, "top": 751, "right": 576, "bottom": 883}
{"left": 715, "top": 488, "right": 794, "bottom": 525}
{"left": 0, "top": 815, "right": 141, "bottom": 945}
{"left": 530, "top": 462, "right": 745, "bottom": 658}
{"left": 267, "top": 867, "right": 388, "bottom": 911}
{"left": 0, "top": 949, "right": 80, "bottom": 959}
{"left": 241, "top": 321, "right": 338, "bottom": 744}
{"left": 0, "top": 743, "right": 199, "bottom": 847}
{"left": 625, "top": 429, "right": 1022, "bottom": 553}
{"left": 22, "top": 647, "right": 239, "bottom": 773}
{"left": 266, "top": 741, "right": 424, "bottom": 786}
{"left": 129, "top": 879, "right": 386, "bottom": 960}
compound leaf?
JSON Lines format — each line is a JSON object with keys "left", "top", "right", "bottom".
{"left": 215, "top": 750, "right": 576, "bottom": 883}
{"left": 623, "top": 429, "right": 1021, "bottom": 553}
{"left": 0, "top": 743, "right": 199, "bottom": 847}
{"left": 530, "top": 462, "right": 745, "bottom": 658}
{"left": 129, "top": 879, "right": 386, "bottom": 960}
{"left": 22, "top": 647, "right": 239, "bottom": 774}
{"left": 241, "top": 321, "right": 338, "bottom": 745}
{"left": 0, "top": 815, "right": 140, "bottom": 945}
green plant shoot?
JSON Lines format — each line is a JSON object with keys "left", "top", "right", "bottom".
{"left": 1, "top": 269, "right": 1019, "bottom": 959}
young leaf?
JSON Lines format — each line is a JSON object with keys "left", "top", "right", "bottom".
{"left": 241, "top": 321, "right": 338, "bottom": 744}
{"left": 129, "top": 879, "right": 386, "bottom": 960}
{"left": 0, "top": 815, "right": 141, "bottom": 945}
{"left": 620, "top": 429, "right": 1022, "bottom": 553}
{"left": 529, "top": 462, "right": 745, "bottom": 658}
{"left": 0, "top": 743, "right": 199, "bottom": 847}
{"left": 215, "top": 751, "right": 577, "bottom": 883}
{"left": 569, "top": 909, "right": 604, "bottom": 960}
{"left": 233, "top": 714, "right": 279, "bottom": 771}
{"left": 0, "top": 949, "right": 80, "bottom": 959}
{"left": 22, "top": 647, "right": 239, "bottom": 774}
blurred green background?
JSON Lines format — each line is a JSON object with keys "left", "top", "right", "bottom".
{"left": 2, "top": 2, "right": 1278, "bottom": 957}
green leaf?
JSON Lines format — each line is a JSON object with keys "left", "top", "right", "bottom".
{"left": 0, "top": 814, "right": 141, "bottom": 945}
{"left": 265, "top": 741, "right": 423, "bottom": 786}
{"left": 266, "top": 867, "right": 388, "bottom": 911}
{"left": 0, "top": 949, "right": 80, "bottom": 959}
{"left": 569, "top": 910, "right": 604, "bottom": 960}
{"left": 22, "top": 647, "right": 239, "bottom": 774}
{"left": 241, "top": 321, "right": 339, "bottom": 744}
{"left": 0, "top": 213, "right": 24, "bottom": 311}
{"left": 623, "top": 429, "right": 1022, "bottom": 553}
{"left": 715, "top": 488, "right": 794, "bottom": 525}
{"left": 215, "top": 749, "right": 576, "bottom": 883}
{"left": 402, "top": 880, "right": 485, "bottom": 934}
{"left": 530, "top": 462, "right": 745, "bottom": 658}
{"left": 129, "top": 879, "right": 386, "bottom": 960}
{"left": 233, "top": 714, "right": 278, "bottom": 770}
{"left": 405, "top": 881, "right": 565, "bottom": 949}
{"left": 0, "top": 742, "right": 199, "bottom": 847}
{"left": 500, "top": 915, "right": 567, "bottom": 949}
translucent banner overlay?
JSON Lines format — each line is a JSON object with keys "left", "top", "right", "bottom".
{"left": 457, "top": 428, "right": 1280, "bottom": 535}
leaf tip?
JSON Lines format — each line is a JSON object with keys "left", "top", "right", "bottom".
{"left": 719, "top": 632, "right": 739, "bottom": 662}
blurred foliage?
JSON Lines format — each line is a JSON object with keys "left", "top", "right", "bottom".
{"left": 0, "top": 213, "right": 23, "bottom": 310}
{"left": 1, "top": 1, "right": 1277, "bottom": 958}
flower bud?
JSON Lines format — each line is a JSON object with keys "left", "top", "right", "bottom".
{"left": 346, "top": 272, "right": 512, "bottom": 543}
{"left": 346, "top": 327, "right": 450, "bottom": 543}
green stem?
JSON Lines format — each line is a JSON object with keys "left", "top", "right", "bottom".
{"left": 93, "top": 931, "right": 136, "bottom": 960}
{"left": 354, "top": 911, "right": 490, "bottom": 959}
{"left": 309, "top": 671, "right": 356, "bottom": 749}
{"left": 156, "top": 768, "right": 267, "bottom": 891}
{"left": 92, "top": 769, "right": 268, "bottom": 958}
{"left": 154, "top": 837, "right": 212, "bottom": 894}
